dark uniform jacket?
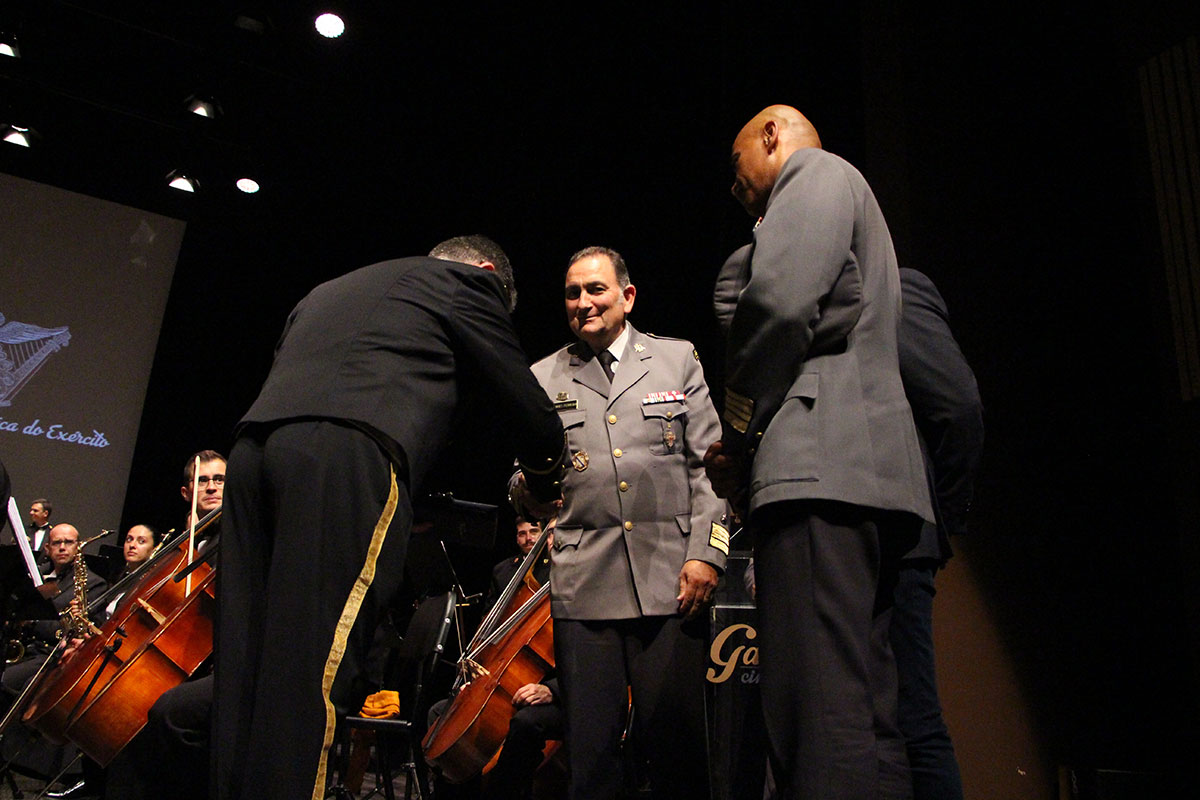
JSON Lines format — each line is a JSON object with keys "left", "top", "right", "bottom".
{"left": 896, "top": 269, "right": 984, "bottom": 561}
{"left": 238, "top": 256, "right": 565, "bottom": 497}
{"left": 31, "top": 564, "right": 109, "bottom": 645}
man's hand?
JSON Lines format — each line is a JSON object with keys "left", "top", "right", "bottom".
{"left": 61, "top": 636, "right": 87, "bottom": 662}
{"left": 677, "top": 560, "right": 718, "bottom": 619}
{"left": 704, "top": 440, "right": 750, "bottom": 518}
{"left": 703, "top": 440, "right": 747, "bottom": 499}
{"left": 512, "top": 683, "right": 553, "bottom": 707}
{"left": 510, "top": 473, "right": 563, "bottom": 520}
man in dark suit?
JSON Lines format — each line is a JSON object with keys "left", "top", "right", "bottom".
{"left": 515, "top": 246, "right": 726, "bottom": 800}
{"left": 214, "top": 235, "right": 567, "bottom": 800}
{"left": 485, "top": 517, "right": 552, "bottom": 611}
{"left": 705, "top": 106, "right": 933, "bottom": 800}
{"left": 891, "top": 269, "right": 983, "bottom": 800}
{"left": 26, "top": 499, "right": 52, "bottom": 565}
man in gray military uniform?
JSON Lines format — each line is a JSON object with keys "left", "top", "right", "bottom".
{"left": 514, "top": 245, "right": 727, "bottom": 800}
{"left": 706, "top": 105, "right": 934, "bottom": 800}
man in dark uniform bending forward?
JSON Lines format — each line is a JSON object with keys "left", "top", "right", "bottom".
{"left": 215, "top": 236, "right": 566, "bottom": 800}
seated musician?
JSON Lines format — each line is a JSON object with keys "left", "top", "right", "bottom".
{"left": 0, "top": 524, "right": 109, "bottom": 794}
{"left": 429, "top": 516, "right": 564, "bottom": 800}
{"left": 118, "top": 450, "right": 224, "bottom": 800}
{"left": 2, "top": 524, "right": 110, "bottom": 690}
{"left": 26, "top": 498, "right": 54, "bottom": 572}
{"left": 95, "top": 525, "right": 161, "bottom": 621}
{"left": 50, "top": 452, "right": 223, "bottom": 800}
{"left": 180, "top": 449, "right": 225, "bottom": 533}
{"left": 484, "top": 517, "right": 552, "bottom": 611}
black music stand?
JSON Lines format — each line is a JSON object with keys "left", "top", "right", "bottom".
{"left": 0, "top": 546, "right": 57, "bottom": 626}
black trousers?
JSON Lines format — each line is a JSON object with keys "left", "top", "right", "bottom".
{"left": 554, "top": 615, "right": 710, "bottom": 800}
{"left": 213, "top": 420, "right": 412, "bottom": 800}
{"left": 891, "top": 563, "right": 963, "bottom": 800}
{"left": 752, "top": 500, "right": 915, "bottom": 800}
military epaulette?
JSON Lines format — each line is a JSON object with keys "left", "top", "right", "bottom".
{"left": 642, "top": 332, "right": 702, "bottom": 360}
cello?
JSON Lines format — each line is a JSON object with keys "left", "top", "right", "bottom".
{"left": 421, "top": 524, "right": 555, "bottom": 783}
{"left": 18, "top": 508, "right": 219, "bottom": 765}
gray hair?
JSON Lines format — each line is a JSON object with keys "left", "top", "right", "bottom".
{"left": 567, "top": 245, "right": 630, "bottom": 288}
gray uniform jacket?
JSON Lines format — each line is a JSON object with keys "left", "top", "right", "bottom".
{"left": 529, "top": 324, "right": 727, "bottom": 620}
{"left": 722, "top": 148, "right": 933, "bottom": 522}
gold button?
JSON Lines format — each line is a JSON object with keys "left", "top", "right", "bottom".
{"left": 624, "top": 521, "right": 633, "bottom": 531}
{"left": 619, "top": 481, "right": 629, "bottom": 491}
{"left": 613, "top": 448, "right": 623, "bottom": 458}
{"left": 665, "top": 411, "right": 673, "bottom": 420}
{"left": 608, "top": 414, "right": 617, "bottom": 424}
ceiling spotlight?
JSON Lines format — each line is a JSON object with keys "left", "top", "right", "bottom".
{"left": 166, "top": 170, "right": 199, "bottom": 193}
{"left": 184, "top": 94, "right": 222, "bottom": 119}
{"left": 2, "top": 124, "right": 36, "bottom": 147}
{"left": 0, "top": 33, "right": 19, "bottom": 58}
{"left": 314, "top": 13, "right": 345, "bottom": 39}
{"left": 236, "top": 177, "right": 260, "bottom": 194}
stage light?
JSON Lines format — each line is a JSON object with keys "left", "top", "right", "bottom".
{"left": 236, "top": 177, "right": 260, "bottom": 194}
{"left": 0, "top": 33, "right": 19, "bottom": 58}
{"left": 2, "top": 124, "right": 35, "bottom": 147}
{"left": 166, "top": 170, "right": 199, "bottom": 193}
{"left": 315, "top": 13, "right": 345, "bottom": 39}
{"left": 184, "top": 94, "right": 222, "bottom": 119}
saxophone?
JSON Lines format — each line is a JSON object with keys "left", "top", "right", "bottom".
{"left": 60, "top": 547, "right": 92, "bottom": 639}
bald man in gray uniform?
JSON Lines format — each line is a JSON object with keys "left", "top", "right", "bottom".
{"left": 707, "top": 105, "right": 934, "bottom": 800}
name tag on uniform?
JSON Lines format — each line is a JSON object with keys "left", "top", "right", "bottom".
{"left": 554, "top": 391, "right": 579, "bottom": 410}
{"left": 642, "top": 390, "right": 686, "bottom": 405}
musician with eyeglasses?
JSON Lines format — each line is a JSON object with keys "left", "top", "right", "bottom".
{"left": 0, "top": 524, "right": 108, "bottom": 791}
{"left": 180, "top": 451, "right": 225, "bottom": 531}
{"left": 3, "top": 525, "right": 109, "bottom": 668}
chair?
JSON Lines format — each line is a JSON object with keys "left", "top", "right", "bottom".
{"left": 328, "top": 591, "right": 456, "bottom": 800}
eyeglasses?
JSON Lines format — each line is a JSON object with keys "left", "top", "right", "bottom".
{"left": 49, "top": 539, "right": 78, "bottom": 548}
{"left": 195, "top": 475, "right": 225, "bottom": 487}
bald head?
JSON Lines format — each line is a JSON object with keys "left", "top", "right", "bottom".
{"left": 46, "top": 523, "right": 80, "bottom": 570}
{"left": 730, "top": 105, "right": 822, "bottom": 217}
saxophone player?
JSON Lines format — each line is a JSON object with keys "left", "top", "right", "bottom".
{"left": 2, "top": 524, "right": 108, "bottom": 684}
{"left": 0, "top": 524, "right": 108, "bottom": 787}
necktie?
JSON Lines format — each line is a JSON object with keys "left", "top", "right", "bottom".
{"left": 597, "top": 350, "right": 616, "bottom": 383}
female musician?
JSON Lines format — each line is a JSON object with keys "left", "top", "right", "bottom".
{"left": 96, "top": 524, "right": 162, "bottom": 621}
{"left": 121, "top": 525, "right": 160, "bottom": 570}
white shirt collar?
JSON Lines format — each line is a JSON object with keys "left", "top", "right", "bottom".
{"left": 606, "top": 324, "right": 631, "bottom": 366}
